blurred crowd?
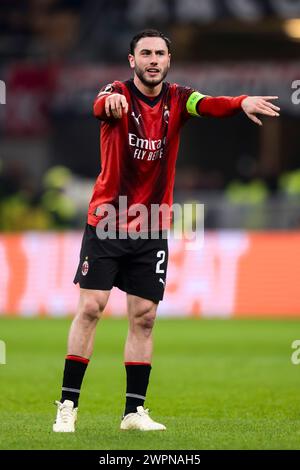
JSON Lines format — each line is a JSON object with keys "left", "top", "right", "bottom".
{"left": 1, "top": 160, "right": 300, "bottom": 231}
{"left": 0, "top": 0, "right": 83, "bottom": 60}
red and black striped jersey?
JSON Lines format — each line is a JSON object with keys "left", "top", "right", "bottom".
{"left": 88, "top": 79, "right": 201, "bottom": 231}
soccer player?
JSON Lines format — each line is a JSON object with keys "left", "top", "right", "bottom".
{"left": 53, "top": 29, "right": 280, "bottom": 432}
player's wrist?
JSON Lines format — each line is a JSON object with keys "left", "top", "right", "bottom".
{"left": 235, "top": 95, "right": 249, "bottom": 109}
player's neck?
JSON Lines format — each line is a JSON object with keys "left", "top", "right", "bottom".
{"left": 133, "top": 76, "right": 162, "bottom": 98}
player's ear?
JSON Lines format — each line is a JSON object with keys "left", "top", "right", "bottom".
{"left": 128, "top": 54, "right": 135, "bottom": 69}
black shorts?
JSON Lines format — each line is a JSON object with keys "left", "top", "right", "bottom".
{"left": 74, "top": 224, "right": 168, "bottom": 303}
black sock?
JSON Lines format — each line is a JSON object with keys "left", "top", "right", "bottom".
{"left": 124, "top": 362, "right": 152, "bottom": 416}
{"left": 60, "top": 355, "right": 89, "bottom": 407}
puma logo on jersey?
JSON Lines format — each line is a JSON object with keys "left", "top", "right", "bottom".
{"left": 131, "top": 111, "right": 141, "bottom": 125}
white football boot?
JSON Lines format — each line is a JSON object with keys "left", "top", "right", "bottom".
{"left": 120, "top": 406, "right": 166, "bottom": 431}
{"left": 53, "top": 400, "right": 77, "bottom": 432}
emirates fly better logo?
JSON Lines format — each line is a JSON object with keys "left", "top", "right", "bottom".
{"left": 128, "top": 133, "right": 166, "bottom": 161}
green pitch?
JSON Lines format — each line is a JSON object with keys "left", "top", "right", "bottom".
{"left": 0, "top": 317, "right": 300, "bottom": 449}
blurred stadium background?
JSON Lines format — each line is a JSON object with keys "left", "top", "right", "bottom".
{"left": 1, "top": 0, "right": 300, "bottom": 451}
{"left": 0, "top": 0, "right": 300, "bottom": 318}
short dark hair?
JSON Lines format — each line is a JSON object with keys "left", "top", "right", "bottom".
{"left": 130, "top": 29, "right": 171, "bottom": 55}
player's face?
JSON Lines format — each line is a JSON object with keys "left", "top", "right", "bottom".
{"left": 129, "top": 37, "right": 171, "bottom": 88}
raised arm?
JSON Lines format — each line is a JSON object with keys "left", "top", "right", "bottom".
{"left": 197, "top": 95, "right": 280, "bottom": 125}
{"left": 94, "top": 93, "right": 128, "bottom": 120}
{"left": 93, "top": 82, "right": 129, "bottom": 120}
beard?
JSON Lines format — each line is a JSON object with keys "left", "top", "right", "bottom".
{"left": 134, "top": 63, "right": 169, "bottom": 88}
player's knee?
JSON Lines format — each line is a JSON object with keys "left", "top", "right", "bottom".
{"left": 140, "top": 310, "right": 156, "bottom": 331}
{"left": 135, "top": 304, "right": 156, "bottom": 331}
{"left": 80, "top": 295, "right": 106, "bottom": 321}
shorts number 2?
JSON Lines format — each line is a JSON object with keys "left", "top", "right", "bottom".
{"left": 156, "top": 250, "right": 166, "bottom": 274}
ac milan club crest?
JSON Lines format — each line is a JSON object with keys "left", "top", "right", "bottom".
{"left": 81, "top": 257, "right": 89, "bottom": 276}
{"left": 163, "top": 105, "right": 169, "bottom": 124}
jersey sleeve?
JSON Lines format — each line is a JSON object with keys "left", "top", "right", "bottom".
{"left": 175, "top": 85, "right": 207, "bottom": 124}
{"left": 197, "top": 95, "right": 248, "bottom": 117}
{"left": 93, "top": 81, "right": 124, "bottom": 120}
